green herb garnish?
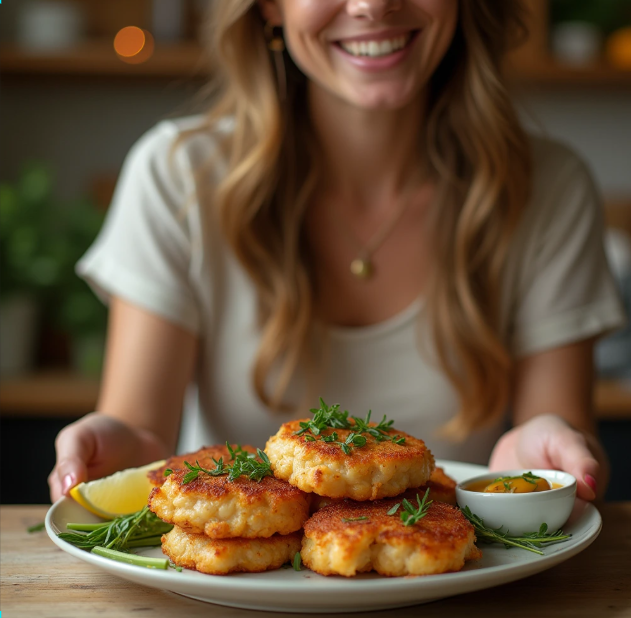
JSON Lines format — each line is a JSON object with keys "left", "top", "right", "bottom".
{"left": 295, "top": 399, "right": 405, "bottom": 455}
{"left": 27, "top": 522, "right": 46, "bottom": 533}
{"left": 341, "top": 516, "right": 369, "bottom": 523}
{"left": 58, "top": 506, "right": 172, "bottom": 552}
{"left": 293, "top": 552, "right": 302, "bottom": 571}
{"left": 389, "top": 488, "right": 432, "bottom": 526}
{"left": 460, "top": 506, "right": 572, "bottom": 555}
{"left": 295, "top": 399, "right": 352, "bottom": 436}
{"left": 91, "top": 546, "right": 169, "bottom": 569}
{"left": 179, "top": 443, "right": 273, "bottom": 484}
{"left": 494, "top": 471, "right": 541, "bottom": 486}
{"left": 386, "top": 503, "right": 401, "bottom": 516}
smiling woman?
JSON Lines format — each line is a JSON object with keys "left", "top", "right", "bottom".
{"left": 259, "top": 0, "right": 458, "bottom": 109}
{"left": 49, "top": 0, "right": 625, "bottom": 510}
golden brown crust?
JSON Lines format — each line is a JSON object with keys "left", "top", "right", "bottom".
{"left": 162, "top": 527, "right": 302, "bottom": 575}
{"left": 265, "top": 420, "right": 435, "bottom": 500}
{"left": 270, "top": 420, "right": 428, "bottom": 465}
{"left": 400, "top": 467, "right": 457, "bottom": 505}
{"left": 310, "top": 467, "right": 457, "bottom": 513}
{"left": 148, "top": 450, "right": 310, "bottom": 538}
{"left": 147, "top": 445, "right": 258, "bottom": 486}
{"left": 302, "top": 498, "right": 480, "bottom": 577}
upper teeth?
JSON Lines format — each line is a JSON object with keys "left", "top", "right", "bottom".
{"left": 340, "top": 34, "right": 411, "bottom": 58}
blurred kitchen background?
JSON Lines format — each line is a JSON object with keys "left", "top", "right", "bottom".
{"left": 1, "top": 0, "right": 630, "bottom": 503}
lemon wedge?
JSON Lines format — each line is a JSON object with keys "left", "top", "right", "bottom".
{"left": 69, "top": 460, "right": 165, "bottom": 519}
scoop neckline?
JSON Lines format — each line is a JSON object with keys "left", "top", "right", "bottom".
{"left": 324, "top": 297, "right": 424, "bottom": 341}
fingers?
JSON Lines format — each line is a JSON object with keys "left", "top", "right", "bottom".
{"left": 548, "top": 428, "right": 600, "bottom": 501}
{"left": 48, "top": 416, "right": 97, "bottom": 503}
{"left": 492, "top": 415, "right": 607, "bottom": 502}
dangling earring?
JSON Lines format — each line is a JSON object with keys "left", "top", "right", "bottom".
{"left": 264, "top": 20, "right": 287, "bottom": 102}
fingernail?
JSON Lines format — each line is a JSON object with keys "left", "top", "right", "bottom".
{"left": 62, "top": 474, "right": 75, "bottom": 495}
{"left": 584, "top": 474, "right": 597, "bottom": 494}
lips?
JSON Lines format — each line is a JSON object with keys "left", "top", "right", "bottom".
{"left": 334, "top": 29, "right": 420, "bottom": 59}
{"left": 331, "top": 29, "right": 420, "bottom": 71}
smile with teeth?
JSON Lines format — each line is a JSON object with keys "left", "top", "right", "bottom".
{"left": 339, "top": 33, "right": 414, "bottom": 58}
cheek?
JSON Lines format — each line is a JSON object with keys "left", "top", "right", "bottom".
{"left": 280, "top": 0, "right": 340, "bottom": 58}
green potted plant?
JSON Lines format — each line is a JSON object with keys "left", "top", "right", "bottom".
{"left": 0, "top": 162, "right": 107, "bottom": 376}
{"left": 55, "top": 199, "right": 108, "bottom": 377}
{"left": 0, "top": 163, "right": 62, "bottom": 374}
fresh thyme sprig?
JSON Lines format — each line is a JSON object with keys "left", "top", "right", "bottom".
{"left": 165, "top": 443, "right": 273, "bottom": 484}
{"left": 351, "top": 410, "right": 405, "bottom": 445}
{"left": 58, "top": 506, "right": 172, "bottom": 552}
{"left": 460, "top": 506, "right": 572, "bottom": 555}
{"left": 295, "top": 399, "right": 352, "bottom": 436}
{"left": 387, "top": 488, "right": 433, "bottom": 526}
{"left": 304, "top": 431, "right": 367, "bottom": 455}
{"left": 295, "top": 399, "right": 405, "bottom": 454}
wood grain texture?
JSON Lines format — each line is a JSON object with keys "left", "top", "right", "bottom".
{"left": 2, "top": 504, "right": 630, "bottom": 618}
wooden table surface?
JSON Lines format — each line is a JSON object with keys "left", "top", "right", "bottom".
{"left": 2, "top": 504, "right": 630, "bottom": 618}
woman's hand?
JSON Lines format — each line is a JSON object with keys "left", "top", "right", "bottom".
{"left": 48, "top": 412, "right": 169, "bottom": 503}
{"left": 488, "top": 414, "right": 609, "bottom": 501}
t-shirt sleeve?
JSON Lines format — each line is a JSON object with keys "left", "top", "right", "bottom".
{"left": 510, "top": 148, "right": 627, "bottom": 357}
{"left": 77, "top": 122, "right": 201, "bottom": 333}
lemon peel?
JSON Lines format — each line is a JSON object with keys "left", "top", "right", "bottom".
{"left": 69, "top": 460, "right": 165, "bottom": 519}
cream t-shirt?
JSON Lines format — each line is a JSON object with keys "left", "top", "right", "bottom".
{"left": 77, "top": 116, "right": 626, "bottom": 464}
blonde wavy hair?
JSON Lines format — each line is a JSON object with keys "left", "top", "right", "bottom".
{"left": 184, "top": 0, "right": 532, "bottom": 438}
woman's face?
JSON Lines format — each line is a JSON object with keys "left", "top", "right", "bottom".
{"left": 259, "top": 0, "right": 459, "bottom": 110}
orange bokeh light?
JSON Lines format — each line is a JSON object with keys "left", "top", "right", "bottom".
{"left": 114, "top": 27, "right": 154, "bottom": 64}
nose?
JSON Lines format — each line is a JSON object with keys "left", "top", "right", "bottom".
{"left": 346, "top": 0, "right": 402, "bottom": 21}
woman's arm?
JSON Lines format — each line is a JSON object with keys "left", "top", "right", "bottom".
{"left": 49, "top": 297, "right": 198, "bottom": 501}
{"left": 489, "top": 338, "right": 609, "bottom": 501}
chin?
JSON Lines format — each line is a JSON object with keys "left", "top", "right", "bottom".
{"left": 346, "top": 84, "right": 421, "bottom": 112}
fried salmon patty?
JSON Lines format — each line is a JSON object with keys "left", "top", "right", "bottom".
{"left": 310, "top": 466, "right": 457, "bottom": 512}
{"left": 147, "top": 445, "right": 257, "bottom": 486}
{"left": 265, "top": 420, "right": 434, "bottom": 501}
{"left": 301, "top": 498, "right": 481, "bottom": 577}
{"left": 148, "top": 467, "right": 309, "bottom": 539}
{"left": 162, "top": 526, "right": 302, "bottom": 575}
{"left": 400, "top": 466, "right": 457, "bottom": 506}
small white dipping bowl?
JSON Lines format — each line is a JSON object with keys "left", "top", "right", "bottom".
{"left": 455, "top": 469, "right": 577, "bottom": 536}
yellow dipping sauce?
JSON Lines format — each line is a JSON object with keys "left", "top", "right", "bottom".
{"left": 466, "top": 472, "right": 561, "bottom": 494}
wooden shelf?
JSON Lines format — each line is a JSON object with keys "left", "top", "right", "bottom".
{"left": 507, "top": 59, "right": 631, "bottom": 88}
{"left": 0, "top": 41, "right": 209, "bottom": 78}
{"left": 1, "top": 372, "right": 630, "bottom": 421}
{"left": 0, "top": 371, "right": 100, "bottom": 417}
{"left": 2, "top": 41, "right": 631, "bottom": 86}
{"left": 595, "top": 379, "right": 631, "bottom": 421}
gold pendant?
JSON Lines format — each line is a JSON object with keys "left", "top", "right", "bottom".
{"left": 350, "top": 258, "right": 373, "bottom": 280}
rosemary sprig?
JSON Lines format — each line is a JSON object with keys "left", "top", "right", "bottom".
{"left": 295, "top": 399, "right": 405, "bottom": 454}
{"left": 387, "top": 488, "right": 433, "bottom": 526}
{"left": 341, "top": 516, "right": 369, "bottom": 523}
{"left": 165, "top": 443, "right": 273, "bottom": 484}
{"left": 460, "top": 506, "right": 572, "bottom": 555}
{"left": 58, "top": 506, "right": 173, "bottom": 552}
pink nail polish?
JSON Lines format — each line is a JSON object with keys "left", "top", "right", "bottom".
{"left": 62, "top": 474, "right": 75, "bottom": 495}
{"left": 584, "top": 474, "right": 597, "bottom": 494}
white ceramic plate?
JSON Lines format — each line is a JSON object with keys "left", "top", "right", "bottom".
{"left": 45, "top": 460, "right": 601, "bottom": 614}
